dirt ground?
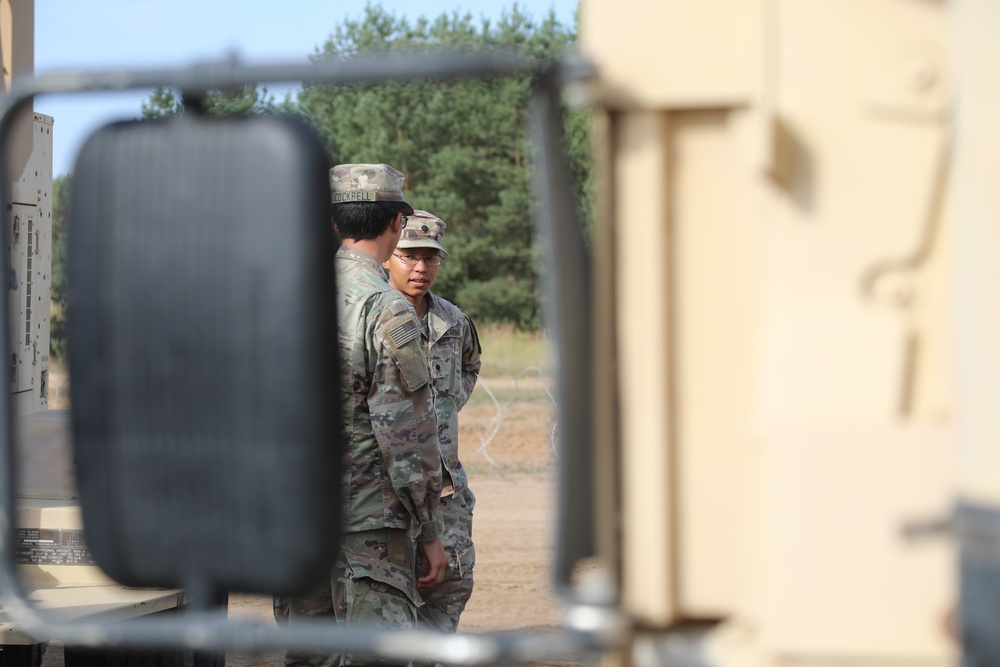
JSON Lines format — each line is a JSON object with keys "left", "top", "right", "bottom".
{"left": 221, "top": 470, "right": 570, "bottom": 667}
{"left": 40, "top": 399, "right": 587, "bottom": 666}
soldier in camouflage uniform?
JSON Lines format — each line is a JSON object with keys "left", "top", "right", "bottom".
{"left": 282, "top": 164, "right": 447, "bottom": 667}
{"left": 383, "top": 210, "right": 482, "bottom": 633}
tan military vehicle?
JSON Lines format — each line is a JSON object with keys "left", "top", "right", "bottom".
{"left": 2, "top": 1, "right": 998, "bottom": 667}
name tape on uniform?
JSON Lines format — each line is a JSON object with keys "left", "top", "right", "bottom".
{"left": 333, "top": 191, "right": 379, "bottom": 203}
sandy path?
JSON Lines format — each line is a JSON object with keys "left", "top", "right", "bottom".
{"left": 36, "top": 394, "right": 576, "bottom": 665}
{"left": 223, "top": 471, "right": 567, "bottom": 666}
{"left": 40, "top": 471, "right": 575, "bottom": 667}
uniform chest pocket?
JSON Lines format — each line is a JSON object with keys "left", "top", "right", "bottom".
{"left": 430, "top": 332, "right": 462, "bottom": 386}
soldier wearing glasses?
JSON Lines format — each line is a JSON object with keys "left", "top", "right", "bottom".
{"left": 282, "top": 165, "right": 447, "bottom": 667}
{"left": 383, "top": 210, "right": 482, "bottom": 633}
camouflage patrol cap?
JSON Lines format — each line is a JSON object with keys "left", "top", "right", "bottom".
{"left": 396, "top": 209, "right": 449, "bottom": 255}
{"left": 329, "top": 163, "right": 415, "bottom": 215}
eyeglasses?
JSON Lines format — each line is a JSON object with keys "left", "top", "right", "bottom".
{"left": 393, "top": 253, "right": 444, "bottom": 267}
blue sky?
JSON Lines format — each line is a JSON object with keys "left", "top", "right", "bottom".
{"left": 34, "top": 0, "right": 580, "bottom": 177}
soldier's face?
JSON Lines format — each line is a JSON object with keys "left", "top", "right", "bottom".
{"left": 384, "top": 247, "right": 441, "bottom": 302}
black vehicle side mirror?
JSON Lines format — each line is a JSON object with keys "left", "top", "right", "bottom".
{"left": 66, "top": 112, "right": 342, "bottom": 598}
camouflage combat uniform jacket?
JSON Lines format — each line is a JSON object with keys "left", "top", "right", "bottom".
{"left": 415, "top": 293, "right": 482, "bottom": 631}
{"left": 425, "top": 292, "right": 481, "bottom": 496}
{"left": 336, "top": 245, "right": 445, "bottom": 548}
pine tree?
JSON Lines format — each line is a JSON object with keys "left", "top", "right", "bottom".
{"left": 126, "top": 2, "right": 591, "bottom": 330}
{"left": 298, "top": 3, "right": 589, "bottom": 329}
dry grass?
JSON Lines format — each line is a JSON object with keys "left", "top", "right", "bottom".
{"left": 43, "top": 325, "right": 556, "bottom": 472}
{"left": 48, "top": 358, "right": 70, "bottom": 410}
{"left": 476, "top": 323, "right": 550, "bottom": 379}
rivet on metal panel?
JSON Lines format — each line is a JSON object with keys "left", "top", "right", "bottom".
{"left": 866, "top": 44, "right": 950, "bottom": 122}
{"left": 871, "top": 271, "right": 918, "bottom": 309}
{"left": 906, "top": 56, "right": 937, "bottom": 93}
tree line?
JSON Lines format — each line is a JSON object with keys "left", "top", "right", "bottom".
{"left": 51, "top": 3, "right": 591, "bottom": 359}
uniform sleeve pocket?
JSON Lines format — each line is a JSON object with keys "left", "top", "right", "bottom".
{"left": 369, "top": 399, "right": 425, "bottom": 486}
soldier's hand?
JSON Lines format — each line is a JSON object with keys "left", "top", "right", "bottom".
{"left": 417, "top": 538, "right": 447, "bottom": 590}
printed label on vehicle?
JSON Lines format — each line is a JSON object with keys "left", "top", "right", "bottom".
{"left": 15, "top": 528, "right": 98, "bottom": 565}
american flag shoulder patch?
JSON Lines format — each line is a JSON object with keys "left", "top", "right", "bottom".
{"left": 387, "top": 318, "right": 419, "bottom": 347}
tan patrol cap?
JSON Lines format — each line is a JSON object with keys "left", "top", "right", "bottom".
{"left": 396, "top": 209, "right": 448, "bottom": 255}
{"left": 329, "top": 163, "right": 415, "bottom": 215}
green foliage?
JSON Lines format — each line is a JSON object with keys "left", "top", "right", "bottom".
{"left": 473, "top": 322, "right": 548, "bottom": 379}
{"left": 455, "top": 276, "right": 538, "bottom": 330}
{"left": 298, "top": 3, "right": 590, "bottom": 330}
{"left": 122, "top": 2, "right": 592, "bottom": 332}
{"left": 140, "top": 87, "right": 183, "bottom": 118}
{"left": 50, "top": 174, "right": 71, "bottom": 360}
{"left": 140, "top": 85, "right": 282, "bottom": 118}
